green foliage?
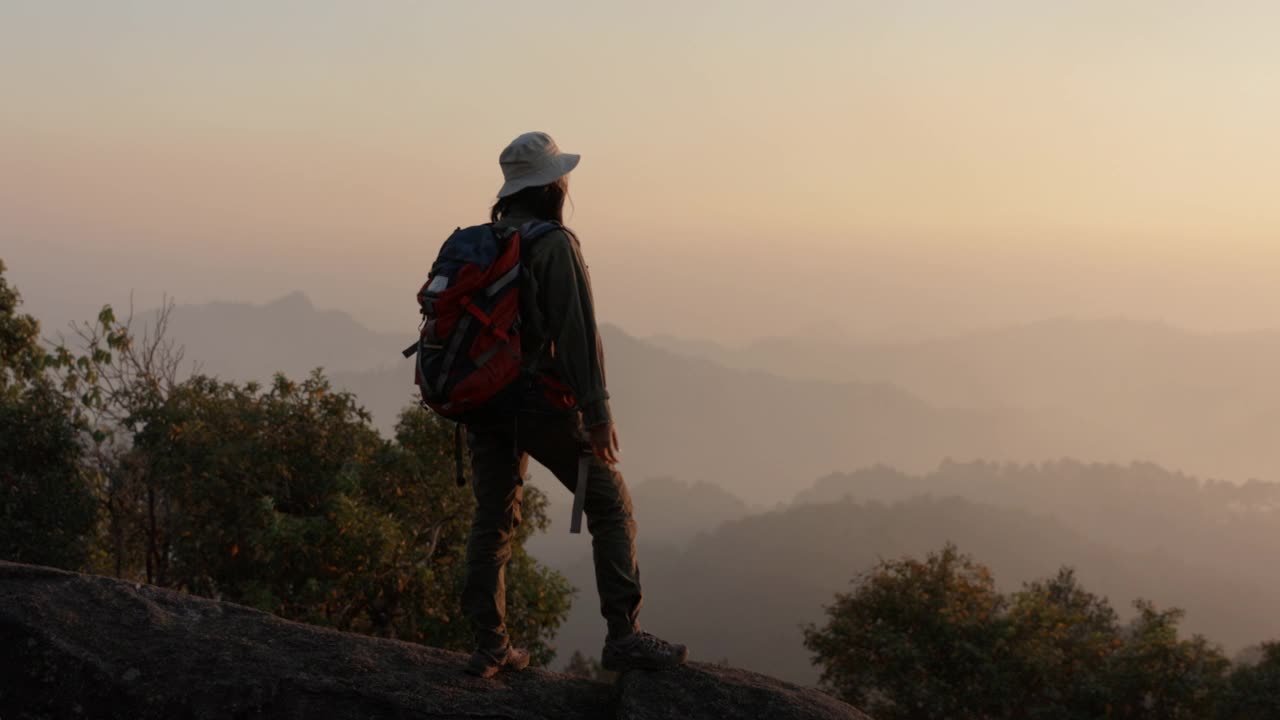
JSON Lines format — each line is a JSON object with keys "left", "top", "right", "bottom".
{"left": 0, "top": 380, "right": 97, "bottom": 569}
{"left": 117, "top": 373, "right": 572, "bottom": 663}
{"left": 0, "top": 260, "right": 97, "bottom": 569}
{"left": 1105, "top": 601, "right": 1229, "bottom": 718}
{"left": 0, "top": 268, "right": 572, "bottom": 663}
{"left": 0, "top": 259, "right": 47, "bottom": 394}
{"left": 1217, "top": 643, "right": 1280, "bottom": 719}
{"left": 1003, "top": 568, "right": 1119, "bottom": 718}
{"left": 805, "top": 545, "right": 1234, "bottom": 720}
{"left": 803, "top": 544, "right": 1011, "bottom": 719}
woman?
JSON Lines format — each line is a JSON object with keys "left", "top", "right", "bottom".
{"left": 462, "top": 131, "right": 688, "bottom": 678}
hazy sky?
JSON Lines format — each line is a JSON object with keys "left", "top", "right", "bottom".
{"left": 3, "top": 1, "right": 1278, "bottom": 341}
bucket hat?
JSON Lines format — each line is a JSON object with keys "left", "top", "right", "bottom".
{"left": 497, "top": 131, "right": 580, "bottom": 198}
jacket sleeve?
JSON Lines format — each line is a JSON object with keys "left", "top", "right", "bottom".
{"left": 528, "top": 229, "right": 613, "bottom": 428}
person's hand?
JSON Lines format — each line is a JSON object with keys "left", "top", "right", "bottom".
{"left": 588, "top": 423, "right": 621, "bottom": 467}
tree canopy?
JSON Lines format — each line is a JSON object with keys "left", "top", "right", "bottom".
{"left": 805, "top": 545, "right": 1240, "bottom": 720}
{"left": 0, "top": 260, "right": 97, "bottom": 569}
{"left": 0, "top": 261, "right": 572, "bottom": 663}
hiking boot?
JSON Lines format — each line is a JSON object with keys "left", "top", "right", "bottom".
{"left": 465, "top": 644, "right": 532, "bottom": 679}
{"left": 602, "top": 631, "right": 688, "bottom": 672}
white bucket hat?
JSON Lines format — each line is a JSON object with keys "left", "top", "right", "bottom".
{"left": 497, "top": 131, "right": 580, "bottom": 198}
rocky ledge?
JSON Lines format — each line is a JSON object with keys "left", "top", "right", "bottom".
{"left": 0, "top": 561, "right": 868, "bottom": 719}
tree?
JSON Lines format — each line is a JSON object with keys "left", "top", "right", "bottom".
{"left": 113, "top": 369, "right": 572, "bottom": 663}
{"left": 1217, "top": 642, "right": 1280, "bottom": 720}
{"left": 803, "top": 544, "right": 1011, "bottom": 720}
{"left": 0, "top": 260, "right": 96, "bottom": 569}
{"left": 1105, "top": 601, "right": 1229, "bottom": 719}
{"left": 805, "top": 545, "right": 1232, "bottom": 720}
{"left": 300, "top": 398, "right": 571, "bottom": 663}
{"left": 0, "top": 259, "right": 48, "bottom": 393}
{"left": 32, "top": 290, "right": 574, "bottom": 662}
{"left": 1004, "top": 568, "right": 1120, "bottom": 718}
{"left": 47, "top": 298, "right": 186, "bottom": 580}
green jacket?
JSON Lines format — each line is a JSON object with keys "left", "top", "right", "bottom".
{"left": 495, "top": 212, "right": 612, "bottom": 428}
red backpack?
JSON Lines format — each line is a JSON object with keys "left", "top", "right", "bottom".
{"left": 404, "top": 221, "right": 568, "bottom": 422}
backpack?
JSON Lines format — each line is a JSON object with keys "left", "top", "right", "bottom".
{"left": 403, "top": 220, "right": 564, "bottom": 422}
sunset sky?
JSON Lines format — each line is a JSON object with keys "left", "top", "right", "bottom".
{"left": 3, "top": 1, "right": 1278, "bottom": 341}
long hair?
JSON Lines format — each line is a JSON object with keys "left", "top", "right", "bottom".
{"left": 490, "top": 176, "right": 569, "bottom": 224}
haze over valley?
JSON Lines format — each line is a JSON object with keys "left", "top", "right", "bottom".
{"left": 8, "top": 3, "right": 1280, "bottom": 711}
{"left": 54, "top": 290, "right": 1280, "bottom": 681}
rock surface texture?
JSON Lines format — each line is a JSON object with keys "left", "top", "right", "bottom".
{"left": 0, "top": 561, "right": 869, "bottom": 719}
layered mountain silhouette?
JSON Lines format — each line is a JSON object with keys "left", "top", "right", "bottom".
{"left": 524, "top": 475, "right": 759, "bottom": 599}
{"left": 796, "top": 459, "right": 1280, "bottom": 568}
{"left": 651, "top": 317, "right": 1280, "bottom": 485}
{"left": 152, "top": 293, "right": 1280, "bottom": 507}
{"left": 550, "top": 488, "right": 1280, "bottom": 685}
{"left": 793, "top": 459, "right": 1280, "bottom": 644}
{"left": 333, "top": 322, "right": 1129, "bottom": 507}
{"left": 136, "top": 293, "right": 1280, "bottom": 687}
{"left": 152, "top": 291, "right": 404, "bottom": 381}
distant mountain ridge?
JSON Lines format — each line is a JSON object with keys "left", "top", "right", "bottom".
{"left": 650, "top": 315, "right": 1280, "bottom": 410}
{"left": 146, "top": 294, "right": 1181, "bottom": 506}
{"left": 649, "top": 317, "right": 1280, "bottom": 485}
{"left": 793, "top": 459, "right": 1280, "bottom": 627}
{"left": 155, "top": 291, "right": 407, "bottom": 381}
{"left": 127, "top": 295, "right": 1280, "bottom": 688}
{"left": 331, "top": 324, "right": 1133, "bottom": 506}
{"left": 549, "top": 490, "right": 1280, "bottom": 684}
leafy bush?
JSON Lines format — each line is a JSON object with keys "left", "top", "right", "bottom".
{"left": 805, "top": 545, "right": 1233, "bottom": 719}
{"left": 0, "top": 261, "right": 572, "bottom": 662}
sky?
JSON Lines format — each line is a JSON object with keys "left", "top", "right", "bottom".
{"left": 3, "top": 1, "right": 1279, "bottom": 341}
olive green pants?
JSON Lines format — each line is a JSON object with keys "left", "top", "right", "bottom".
{"left": 463, "top": 410, "right": 643, "bottom": 651}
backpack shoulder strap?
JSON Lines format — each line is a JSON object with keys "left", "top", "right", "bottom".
{"left": 518, "top": 220, "right": 563, "bottom": 244}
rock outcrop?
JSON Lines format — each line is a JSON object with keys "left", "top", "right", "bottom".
{"left": 0, "top": 561, "right": 869, "bottom": 719}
